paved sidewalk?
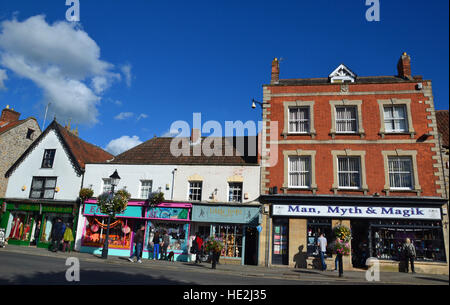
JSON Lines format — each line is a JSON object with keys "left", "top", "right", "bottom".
{"left": 1, "top": 245, "right": 448, "bottom": 285}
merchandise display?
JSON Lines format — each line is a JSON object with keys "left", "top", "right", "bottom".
{"left": 212, "top": 224, "right": 242, "bottom": 258}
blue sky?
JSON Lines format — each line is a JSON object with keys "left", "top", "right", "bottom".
{"left": 0, "top": 0, "right": 448, "bottom": 154}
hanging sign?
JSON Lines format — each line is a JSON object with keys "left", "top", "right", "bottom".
{"left": 273, "top": 204, "right": 441, "bottom": 220}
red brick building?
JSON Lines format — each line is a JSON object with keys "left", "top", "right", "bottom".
{"left": 258, "top": 53, "right": 448, "bottom": 275}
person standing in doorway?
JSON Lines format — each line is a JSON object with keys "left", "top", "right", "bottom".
{"left": 161, "top": 230, "right": 170, "bottom": 260}
{"left": 50, "top": 218, "right": 64, "bottom": 252}
{"left": 317, "top": 233, "right": 327, "bottom": 271}
{"left": 153, "top": 231, "right": 160, "bottom": 260}
{"left": 402, "top": 238, "right": 416, "bottom": 274}
{"left": 128, "top": 224, "right": 145, "bottom": 263}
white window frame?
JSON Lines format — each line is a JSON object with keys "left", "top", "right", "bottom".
{"left": 387, "top": 157, "right": 414, "bottom": 190}
{"left": 282, "top": 101, "right": 316, "bottom": 138}
{"left": 288, "top": 156, "right": 311, "bottom": 188}
{"left": 288, "top": 107, "right": 310, "bottom": 134}
{"left": 331, "top": 150, "right": 368, "bottom": 194}
{"left": 329, "top": 100, "right": 365, "bottom": 138}
{"left": 383, "top": 105, "right": 408, "bottom": 133}
{"left": 337, "top": 157, "right": 361, "bottom": 189}
{"left": 228, "top": 182, "right": 243, "bottom": 203}
{"left": 102, "top": 178, "right": 112, "bottom": 194}
{"left": 382, "top": 150, "right": 421, "bottom": 195}
{"left": 377, "top": 99, "right": 415, "bottom": 138}
{"left": 140, "top": 180, "right": 153, "bottom": 199}
{"left": 188, "top": 181, "right": 203, "bottom": 202}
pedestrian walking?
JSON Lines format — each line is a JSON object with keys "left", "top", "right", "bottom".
{"left": 193, "top": 233, "right": 204, "bottom": 264}
{"left": 50, "top": 218, "right": 65, "bottom": 252}
{"left": 402, "top": 238, "right": 416, "bottom": 274}
{"left": 317, "top": 233, "right": 327, "bottom": 271}
{"left": 62, "top": 224, "right": 74, "bottom": 252}
{"left": 128, "top": 224, "right": 145, "bottom": 263}
{"left": 153, "top": 231, "right": 160, "bottom": 260}
{"left": 32, "top": 220, "right": 41, "bottom": 246}
{"left": 161, "top": 230, "right": 170, "bottom": 260}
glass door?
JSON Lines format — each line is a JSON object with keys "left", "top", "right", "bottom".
{"left": 272, "top": 218, "right": 289, "bottom": 265}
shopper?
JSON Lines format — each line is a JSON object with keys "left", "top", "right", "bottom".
{"left": 62, "top": 224, "right": 74, "bottom": 252}
{"left": 194, "top": 233, "right": 204, "bottom": 264}
{"left": 317, "top": 233, "right": 327, "bottom": 271}
{"left": 402, "top": 238, "right": 416, "bottom": 274}
{"left": 161, "top": 230, "right": 170, "bottom": 260}
{"left": 153, "top": 231, "right": 161, "bottom": 260}
{"left": 50, "top": 218, "right": 65, "bottom": 252}
{"left": 128, "top": 224, "right": 145, "bottom": 263}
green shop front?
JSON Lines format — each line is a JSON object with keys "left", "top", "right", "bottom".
{"left": 190, "top": 203, "right": 262, "bottom": 265}
{"left": 0, "top": 199, "right": 77, "bottom": 249}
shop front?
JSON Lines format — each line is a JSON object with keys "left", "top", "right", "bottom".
{"left": 190, "top": 204, "right": 261, "bottom": 265}
{"left": 79, "top": 200, "right": 192, "bottom": 260}
{"left": 264, "top": 195, "right": 448, "bottom": 274}
{"left": 0, "top": 199, "right": 76, "bottom": 249}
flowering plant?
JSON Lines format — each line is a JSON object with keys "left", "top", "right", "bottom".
{"left": 204, "top": 236, "right": 224, "bottom": 254}
{"left": 332, "top": 224, "right": 352, "bottom": 255}
{"left": 98, "top": 189, "right": 131, "bottom": 215}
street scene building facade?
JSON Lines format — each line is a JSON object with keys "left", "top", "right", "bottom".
{"left": 259, "top": 53, "right": 449, "bottom": 274}
{"left": 0, "top": 105, "right": 41, "bottom": 198}
{"left": 75, "top": 134, "right": 261, "bottom": 265}
{"left": 1, "top": 120, "right": 113, "bottom": 248}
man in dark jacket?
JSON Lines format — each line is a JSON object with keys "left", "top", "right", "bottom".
{"left": 128, "top": 224, "right": 145, "bottom": 263}
{"left": 51, "top": 218, "right": 64, "bottom": 252}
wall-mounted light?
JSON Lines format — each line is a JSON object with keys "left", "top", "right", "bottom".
{"left": 21, "top": 185, "right": 26, "bottom": 191}
{"left": 55, "top": 187, "right": 60, "bottom": 193}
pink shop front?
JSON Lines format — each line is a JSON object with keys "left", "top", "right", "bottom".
{"left": 78, "top": 200, "right": 192, "bottom": 261}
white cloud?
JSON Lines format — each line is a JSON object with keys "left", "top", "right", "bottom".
{"left": 121, "top": 64, "right": 132, "bottom": 87}
{"left": 105, "top": 135, "right": 142, "bottom": 155}
{"left": 137, "top": 113, "right": 148, "bottom": 120}
{"left": 0, "top": 68, "right": 7, "bottom": 90}
{"left": 114, "top": 112, "right": 134, "bottom": 120}
{"left": 0, "top": 15, "right": 125, "bottom": 125}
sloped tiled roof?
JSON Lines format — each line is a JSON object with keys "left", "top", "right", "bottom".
{"left": 0, "top": 118, "right": 38, "bottom": 136}
{"left": 436, "top": 110, "right": 449, "bottom": 148}
{"left": 5, "top": 120, "right": 113, "bottom": 177}
{"left": 108, "top": 136, "right": 259, "bottom": 166}
{"left": 273, "top": 75, "right": 423, "bottom": 86}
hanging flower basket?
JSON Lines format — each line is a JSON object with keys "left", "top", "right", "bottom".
{"left": 148, "top": 191, "right": 165, "bottom": 207}
{"left": 332, "top": 224, "right": 352, "bottom": 256}
{"left": 97, "top": 189, "right": 131, "bottom": 216}
{"left": 205, "top": 236, "right": 224, "bottom": 254}
{"left": 79, "top": 188, "right": 94, "bottom": 202}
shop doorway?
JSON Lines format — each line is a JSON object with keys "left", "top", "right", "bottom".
{"left": 272, "top": 218, "right": 289, "bottom": 265}
{"left": 244, "top": 227, "right": 258, "bottom": 265}
{"left": 350, "top": 220, "right": 370, "bottom": 268}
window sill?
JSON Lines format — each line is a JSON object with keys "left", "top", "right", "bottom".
{"left": 282, "top": 132, "right": 316, "bottom": 139}
{"left": 383, "top": 188, "right": 422, "bottom": 196}
{"left": 379, "top": 132, "right": 416, "bottom": 139}
{"left": 332, "top": 187, "right": 369, "bottom": 195}
{"left": 329, "top": 132, "right": 365, "bottom": 139}
{"left": 281, "top": 186, "right": 317, "bottom": 194}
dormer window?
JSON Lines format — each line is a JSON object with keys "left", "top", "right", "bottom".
{"left": 329, "top": 64, "right": 356, "bottom": 83}
{"left": 41, "top": 149, "right": 56, "bottom": 168}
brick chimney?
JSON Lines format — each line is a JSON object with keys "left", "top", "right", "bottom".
{"left": 271, "top": 58, "right": 279, "bottom": 84}
{"left": 0, "top": 105, "right": 20, "bottom": 124}
{"left": 397, "top": 52, "right": 412, "bottom": 80}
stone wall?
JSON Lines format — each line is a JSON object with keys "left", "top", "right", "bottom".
{"left": 0, "top": 118, "right": 41, "bottom": 197}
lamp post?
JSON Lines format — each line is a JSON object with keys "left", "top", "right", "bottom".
{"left": 101, "top": 170, "right": 121, "bottom": 259}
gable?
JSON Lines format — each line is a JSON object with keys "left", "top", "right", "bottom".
{"left": 329, "top": 64, "right": 356, "bottom": 83}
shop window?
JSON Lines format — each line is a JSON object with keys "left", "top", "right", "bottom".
{"left": 228, "top": 182, "right": 243, "bottom": 203}
{"left": 212, "top": 224, "right": 243, "bottom": 258}
{"left": 140, "top": 180, "right": 153, "bottom": 199}
{"left": 307, "top": 218, "right": 332, "bottom": 257}
{"left": 30, "top": 177, "right": 57, "bottom": 199}
{"left": 41, "top": 149, "right": 56, "bottom": 168}
{"left": 39, "top": 213, "right": 73, "bottom": 243}
{"left": 188, "top": 181, "right": 202, "bottom": 201}
{"left": 6, "top": 212, "right": 34, "bottom": 242}
{"left": 147, "top": 221, "right": 188, "bottom": 252}
{"left": 370, "top": 220, "right": 446, "bottom": 262}
{"left": 82, "top": 216, "right": 133, "bottom": 249}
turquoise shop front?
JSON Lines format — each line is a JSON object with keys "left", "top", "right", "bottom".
{"left": 79, "top": 200, "right": 191, "bottom": 261}
{"left": 190, "top": 204, "right": 261, "bottom": 265}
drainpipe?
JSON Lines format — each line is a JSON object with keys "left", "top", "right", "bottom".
{"left": 171, "top": 168, "right": 177, "bottom": 200}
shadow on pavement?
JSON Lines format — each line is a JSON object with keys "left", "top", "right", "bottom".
{"left": 0, "top": 269, "right": 195, "bottom": 285}
{"left": 414, "top": 276, "right": 449, "bottom": 284}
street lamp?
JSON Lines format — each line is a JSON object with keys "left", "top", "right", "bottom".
{"left": 251, "top": 99, "right": 264, "bottom": 109}
{"left": 101, "top": 170, "right": 121, "bottom": 259}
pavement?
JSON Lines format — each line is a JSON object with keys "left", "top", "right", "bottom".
{"left": 0, "top": 244, "right": 448, "bottom": 285}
